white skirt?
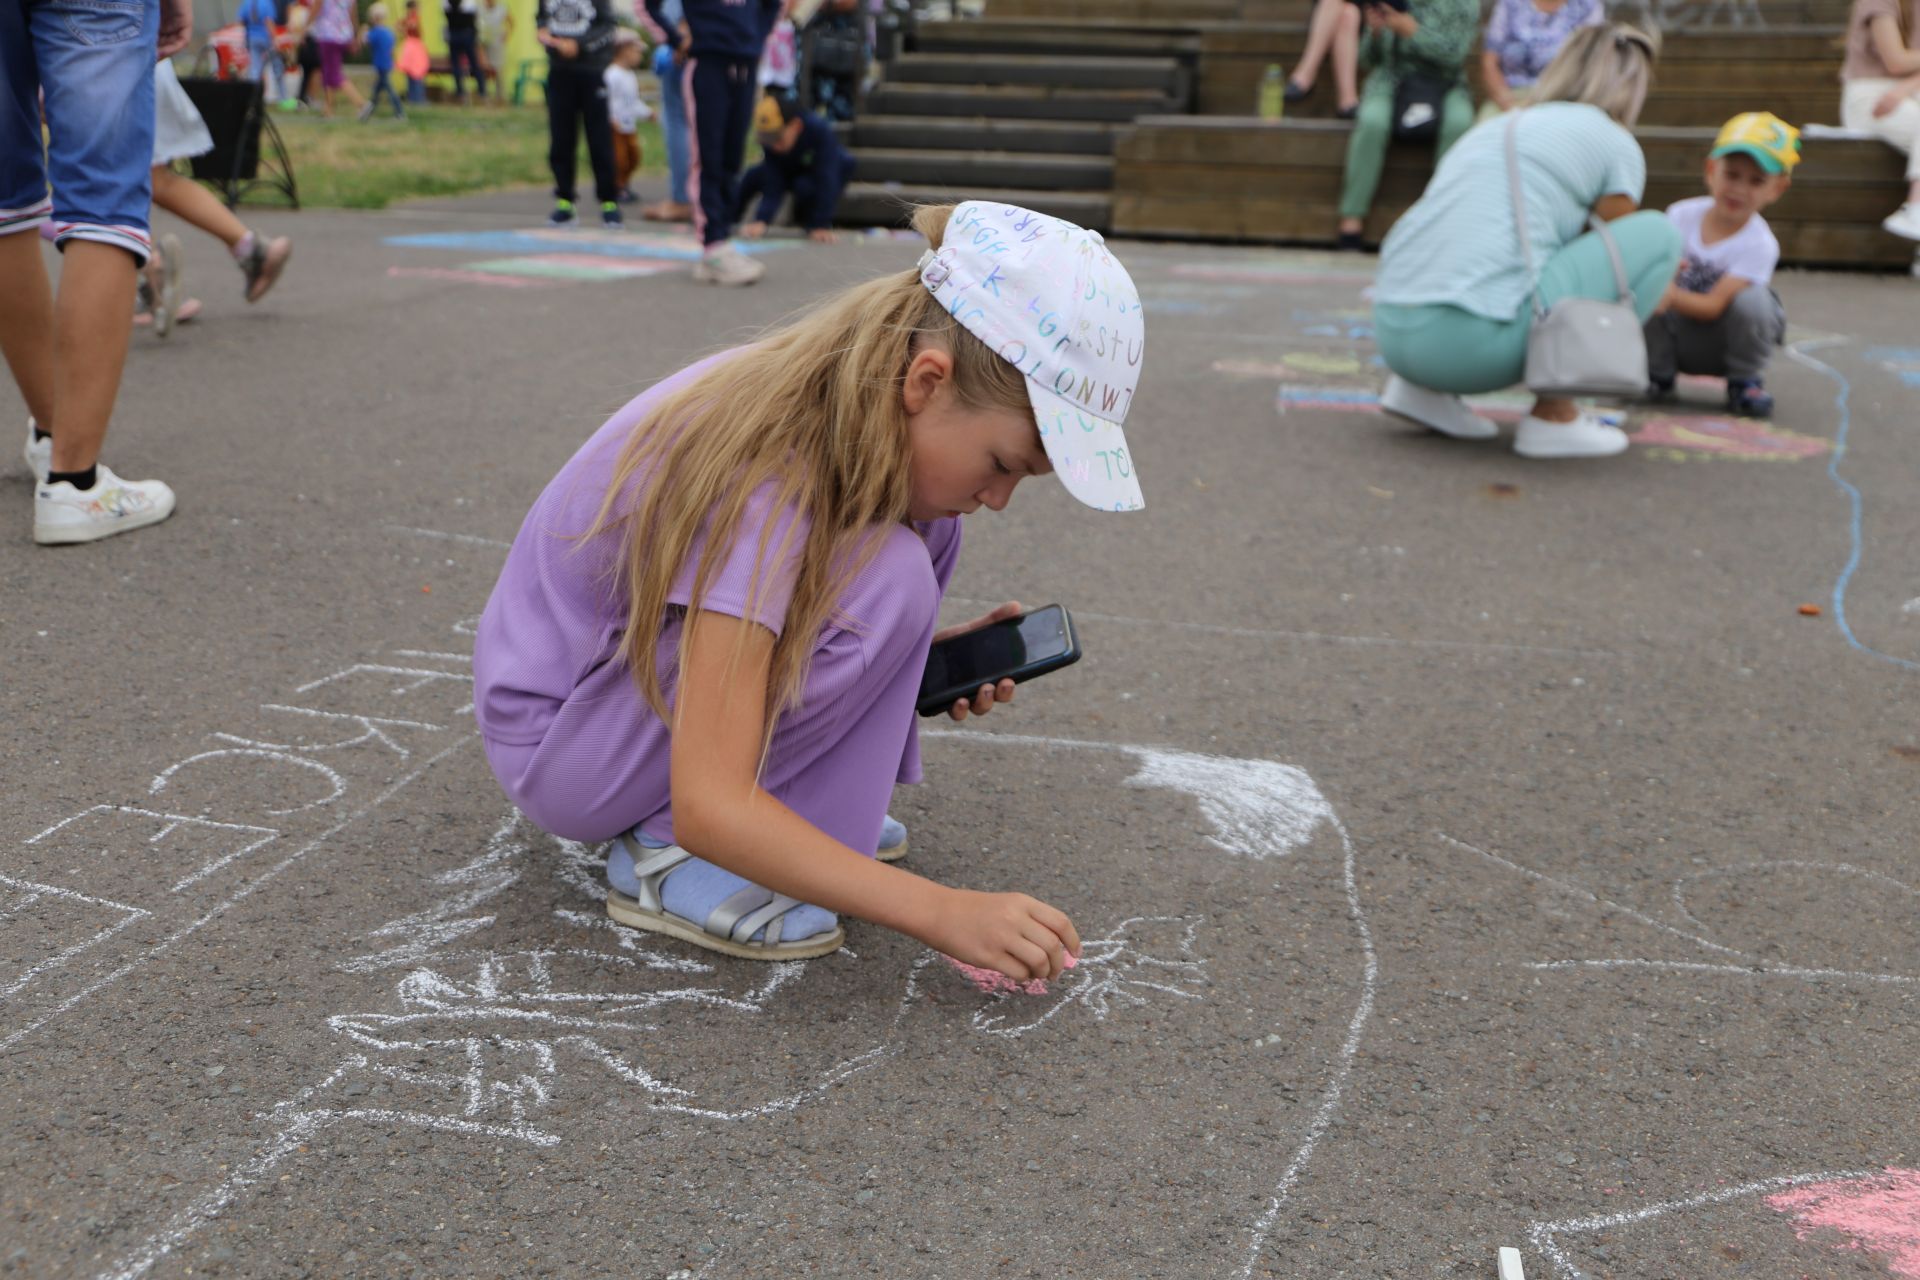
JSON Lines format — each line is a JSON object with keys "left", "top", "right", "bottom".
{"left": 154, "top": 59, "right": 215, "bottom": 166}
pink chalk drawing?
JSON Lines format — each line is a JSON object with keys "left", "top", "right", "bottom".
{"left": 1631, "top": 415, "right": 1830, "bottom": 462}
{"left": 941, "top": 949, "right": 1076, "bottom": 997}
{"left": 1767, "top": 1167, "right": 1920, "bottom": 1277}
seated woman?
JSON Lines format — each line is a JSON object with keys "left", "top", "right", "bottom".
{"left": 1370, "top": 25, "right": 1682, "bottom": 459}
{"left": 1284, "top": 0, "right": 1363, "bottom": 119}
{"left": 1840, "top": 0, "right": 1920, "bottom": 239}
{"left": 1335, "top": 0, "right": 1479, "bottom": 250}
{"left": 1479, "top": 0, "right": 1605, "bottom": 117}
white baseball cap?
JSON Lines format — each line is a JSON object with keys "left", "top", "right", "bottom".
{"left": 917, "top": 201, "right": 1146, "bottom": 512}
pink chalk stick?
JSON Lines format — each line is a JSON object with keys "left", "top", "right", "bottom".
{"left": 942, "top": 950, "right": 1077, "bottom": 996}
{"left": 1767, "top": 1167, "right": 1920, "bottom": 1279}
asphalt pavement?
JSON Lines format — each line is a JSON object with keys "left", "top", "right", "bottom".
{"left": 2, "top": 185, "right": 1917, "bottom": 1280}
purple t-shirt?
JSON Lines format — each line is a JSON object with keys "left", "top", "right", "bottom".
{"left": 474, "top": 351, "right": 960, "bottom": 752}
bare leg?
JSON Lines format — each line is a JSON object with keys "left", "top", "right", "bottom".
{"left": 1289, "top": 0, "right": 1344, "bottom": 91}
{"left": 1332, "top": 4, "right": 1361, "bottom": 110}
{"left": 1529, "top": 396, "right": 1578, "bottom": 422}
{"left": 0, "top": 232, "right": 57, "bottom": 427}
{"left": 151, "top": 164, "right": 249, "bottom": 250}
{"left": 45, "top": 242, "right": 138, "bottom": 471}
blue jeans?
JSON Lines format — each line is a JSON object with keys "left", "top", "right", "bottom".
{"left": 447, "top": 27, "right": 485, "bottom": 98}
{"left": 248, "top": 36, "right": 280, "bottom": 101}
{"left": 0, "top": 0, "right": 160, "bottom": 263}
{"left": 656, "top": 59, "right": 689, "bottom": 205}
{"left": 368, "top": 68, "right": 404, "bottom": 116}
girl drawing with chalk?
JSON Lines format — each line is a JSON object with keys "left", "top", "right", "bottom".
{"left": 474, "top": 202, "right": 1147, "bottom": 982}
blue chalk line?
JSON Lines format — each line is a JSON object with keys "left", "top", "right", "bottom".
{"left": 1786, "top": 339, "right": 1920, "bottom": 674}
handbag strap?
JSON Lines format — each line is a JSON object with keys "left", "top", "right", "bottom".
{"left": 1504, "top": 109, "right": 1635, "bottom": 317}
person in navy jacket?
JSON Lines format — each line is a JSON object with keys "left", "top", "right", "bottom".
{"left": 738, "top": 89, "right": 856, "bottom": 243}
{"left": 644, "top": 0, "right": 781, "bottom": 284}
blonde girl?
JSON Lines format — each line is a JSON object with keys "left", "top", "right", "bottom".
{"left": 474, "top": 202, "right": 1147, "bottom": 981}
{"left": 1840, "top": 0, "right": 1920, "bottom": 239}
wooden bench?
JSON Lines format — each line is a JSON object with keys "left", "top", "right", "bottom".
{"left": 1110, "top": 115, "right": 1915, "bottom": 268}
{"left": 1194, "top": 24, "right": 1852, "bottom": 125}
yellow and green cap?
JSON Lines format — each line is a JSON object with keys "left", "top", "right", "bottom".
{"left": 1711, "top": 112, "right": 1802, "bottom": 174}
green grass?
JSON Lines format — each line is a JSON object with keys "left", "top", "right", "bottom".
{"left": 274, "top": 103, "right": 664, "bottom": 209}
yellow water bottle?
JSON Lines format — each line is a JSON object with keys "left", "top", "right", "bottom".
{"left": 1259, "top": 63, "right": 1285, "bottom": 122}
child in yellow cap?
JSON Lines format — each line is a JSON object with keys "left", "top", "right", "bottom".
{"left": 736, "top": 88, "right": 856, "bottom": 245}
{"left": 1644, "top": 112, "right": 1798, "bottom": 419}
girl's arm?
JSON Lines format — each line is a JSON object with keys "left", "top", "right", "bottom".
{"left": 670, "top": 609, "right": 1080, "bottom": 980}
{"left": 1480, "top": 47, "right": 1511, "bottom": 110}
{"left": 1870, "top": 11, "right": 1920, "bottom": 77}
{"left": 1592, "top": 192, "right": 1638, "bottom": 221}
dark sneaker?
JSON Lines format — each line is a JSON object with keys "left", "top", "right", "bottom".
{"left": 601, "top": 201, "right": 623, "bottom": 229}
{"left": 1727, "top": 379, "right": 1774, "bottom": 419}
{"left": 1646, "top": 377, "right": 1677, "bottom": 404}
{"left": 549, "top": 200, "right": 576, "bottom": 227}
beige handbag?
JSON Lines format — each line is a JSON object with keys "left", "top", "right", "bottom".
{"left": 1506, "top": 111, "right": 1649, "bottom": 398}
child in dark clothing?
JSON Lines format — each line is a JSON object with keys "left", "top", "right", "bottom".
{"left": 536, "top": 0, "right": 622, "bottom": 228}
{"left": 357, "top": 3, "right": 405, "bottom": 120}
{"left": 738, "top": 89, "right": 855, "bottom": 243}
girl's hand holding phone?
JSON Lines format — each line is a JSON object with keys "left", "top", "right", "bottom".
{"left": 934, "top": 599, "right": 1022, "bottom": 722}
{"left": 925, "top": 888, "right": 1081, "bottom": 982}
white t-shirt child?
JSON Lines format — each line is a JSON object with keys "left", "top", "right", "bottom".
{"left": 603, "top": 62, "right": 652, "bottom": 134}
{"left": 1665, "top": 195, "right": 1779, "bottom": 296}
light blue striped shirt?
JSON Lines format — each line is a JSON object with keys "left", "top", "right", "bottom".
{"left": 1374, "top": 102, "right": 1646, "bottom": 322}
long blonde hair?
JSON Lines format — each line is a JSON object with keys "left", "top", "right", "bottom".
{"left": 584, "top": 204, "right": 1033, "bottom": 742}
{"left": 1530, "top": 23, "right": 1660, "bottom": 126}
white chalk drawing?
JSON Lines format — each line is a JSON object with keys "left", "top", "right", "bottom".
{"left": 1904, "top": 597, "right": 1920, "bottom": 615}
{"left": 96, "top": 729, "right": 1377, "bottom": 1280}
{"left": 0, "top": 874, "right": 148, "bottom": 1001}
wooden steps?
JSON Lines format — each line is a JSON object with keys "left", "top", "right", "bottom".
{"left": 1110, "top": 116, "right": 1914, "bottom": 269}
{"left": 837, "top": 181, "right": 1112, "bottom": 228}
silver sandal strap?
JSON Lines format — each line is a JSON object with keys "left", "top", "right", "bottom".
{"left": 705, "top": 885, "right": 776, "bottom": 942}
{"left": 619, "top": 834, "right": 692, "bottom": 914}
{"left": 729, "top": 894, "right": 806, "bottom": 946}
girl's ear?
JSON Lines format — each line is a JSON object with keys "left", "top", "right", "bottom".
{"left": 901, "top": 346, "right": 954, "bottom": 416}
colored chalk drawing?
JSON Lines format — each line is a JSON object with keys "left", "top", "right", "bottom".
{"left": 381, "top": 227, "right": 794, "bottom": 289}
{"left": 1438, "top": 833, "right": 1918, "bottom": 1278}
{"left": 1767, "top": 1168, "right": 1920, "bottom": 1277}
{"left": 1630, "top": 415, "right": 1831, "bottom": 462}
{"left": 1863, "top": 345, "right": 1920, "bottom": 389}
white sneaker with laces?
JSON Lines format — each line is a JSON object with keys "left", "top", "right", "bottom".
{"left": 23, "top": 420, "right": 50, "bottom": 483}
{"left": 1882, "top": 203, "right": 1920, "bottom": 241}
{"left": 34, "top": 463, "right": 177, "bottom": 545}
{"left": 691, "top": 243, "right": 766, "bottom": 287}
{"left": 1513, "top": 411, "right": 1630, "bottom": 459}
{"left": 1379, "top": 374, "right": 1498, "bottom": 440}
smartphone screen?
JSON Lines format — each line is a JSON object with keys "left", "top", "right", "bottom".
{"left": 921, "top": 606, "right": 1073, "bottom": 703}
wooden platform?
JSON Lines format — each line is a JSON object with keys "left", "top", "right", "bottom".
{"left": 1110, "top": 116, "right": 1914, "bottom": 269}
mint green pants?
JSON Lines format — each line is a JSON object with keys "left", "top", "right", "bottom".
{"left": 1373, "top": 211, "right": 1683, "bottom": 395}
{"left": 1338, "top": 69, "right": 1475, "bottom": 222}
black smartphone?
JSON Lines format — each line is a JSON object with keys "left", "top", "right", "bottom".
{"left": 917, "top": 604, "right": 1081, "bottom": 717}
{"left": 1344, "top": 0, "right": 1410, "bottom": 11}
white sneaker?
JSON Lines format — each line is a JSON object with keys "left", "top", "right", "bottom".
{"left": 691, "top": 243, "right": 766, "bottom": 287}
{"left": 33, "top": 463, "right": 177, "bottom": 545}
{"left": 1513, "top": 412, "right": 1630, "bottom": 459}
{"left": 1883, "top": 203, "right": 1920, "bottom": 241}
{"left": 23, "top": 420, "right": 50, "bottom": 483}
{"left": 1379, "top": 374, "right": 1498, "bottom": 440}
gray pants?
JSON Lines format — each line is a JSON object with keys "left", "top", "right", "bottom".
{"left": 1643, "top": 283, "right": 1787, "bottom": 384}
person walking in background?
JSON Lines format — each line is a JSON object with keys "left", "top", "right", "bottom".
{"left": 645, "top": 0, "right": 782, "bottom": 283}
{"left": 536, "top": 0, "right": 622, "bottom": 228}
{"left": 290, "top": 3, "right": 324, "bottom": 108}
{"left": 640, "top": 0, "right": 694, "bottom": 223}
{"left": 1335, "top": 0, "right": 1478, "bottom": 250}
{"left": 237, "top": 0, "right": 282, "bottom": 108}
{"left": 1644, "top": 113, "right": 1797, "bottom": 419}
{"left": 358, "top": 2, "right": 406, "bottom": 120}
{"left": 606, "top": 30, "right": 651, "bottom": 203}
{"left": 3, "top": 0, "right": 192, "bottom": 544}
{"left": 446, "top": 0, "right": 486, "bottom": 104}
{"left": 1840, "top": 0, "right": 1920, "bottom": 238}
{"left": 1369, "top": 26, "right": 1681, "bottom": 459}
{"left": 309, "top": 0, "right": 364, "bottom": 116}
{"left": 1282, "top": 0, "right": 1362, "bottom": 118}
{"left": 478, "top": 0, "right": 514, "bottom": 103}
{"left": 801, "top": 0, "right": 863, "bottom": 123}
{"left": 1478, "top": 0, "right": 1604, "bottom": 117}
{"left": 737, "top": 88, "right": 853, "bottom": 243}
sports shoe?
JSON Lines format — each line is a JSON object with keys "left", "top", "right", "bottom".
{"left": 1727, "top": 378, "right": 1774, "bottom": 419}
{"left": 1882, "top": 203, "right": 1920, "bottom": 241}
{"left": 549, "top": 199, "right": 576, "bottom": 227}
{"left": 143, "top": 232, "right": 182, "bottom": 339}
{"left": 238, "top": 233, "right": 292, "bottom": 303}
{"left": 1513, "top": 411, "right": 1630, "bottom": 459}
{"left": 1380, "top": 374, "right": 1498, "bottom": 440}
{"left": 23, "top": 420, "right": 50, "bottom": 484}
{"left": 1645, "top": 377, "right": 1677, "bottom": 404}
{"left": 600, "top": 201, "right": 623, "bottom": 229}
{"left": 691, "top": 243, "right": 766, "bottom": 286}
{"left": 33, "top": 464, "right": 176, "bottom": 545}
